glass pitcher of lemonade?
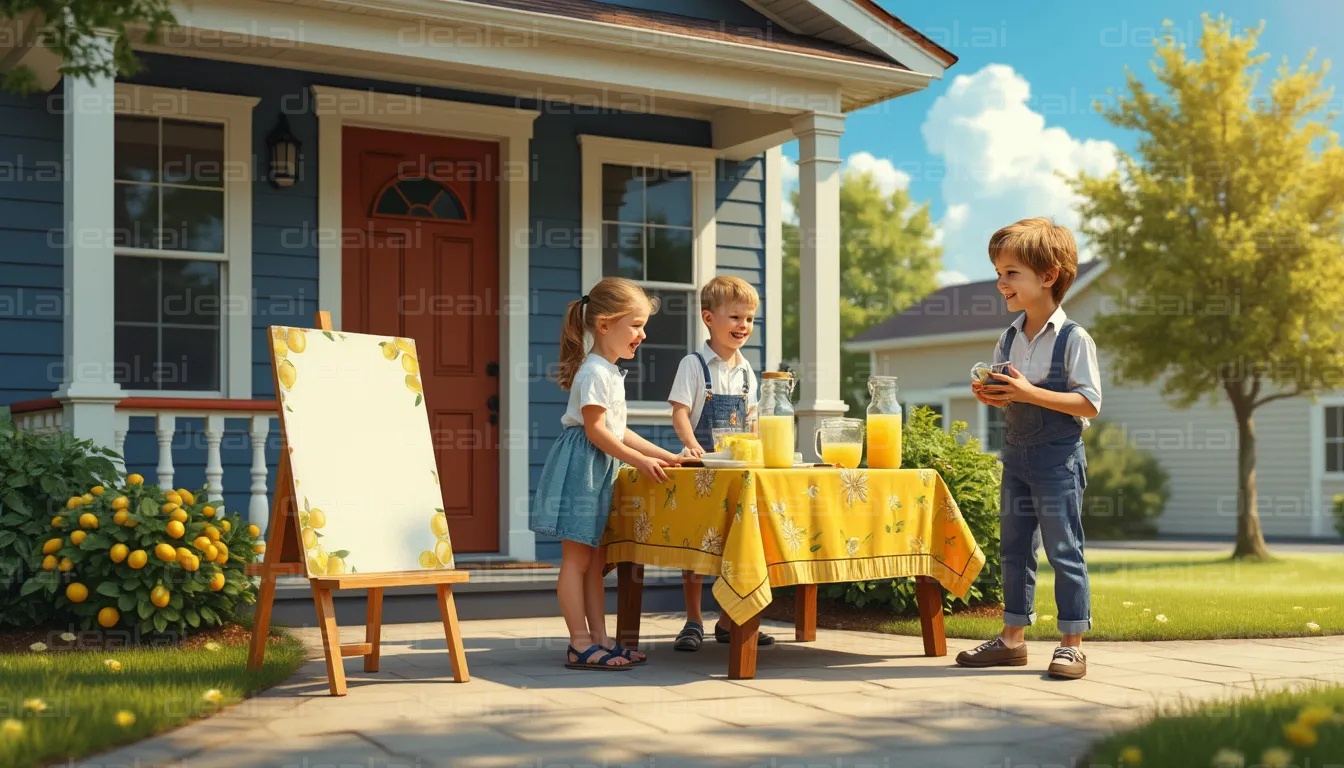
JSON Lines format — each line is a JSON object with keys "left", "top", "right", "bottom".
{"left": 757, "top": 371, "right": 796, "bottom": 468}
{"left": 866, "top": 375, "right": 903, "bottom": 468}
{"left": 814, "top": 417, "right": 865, "bottom": 468}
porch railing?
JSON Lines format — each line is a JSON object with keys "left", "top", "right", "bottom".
{"left": 9, "top": 398, "right": 278, "bottom": 531}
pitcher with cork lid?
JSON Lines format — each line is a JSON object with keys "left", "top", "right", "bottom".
{"left": 756, "top": 371, "right": 796, "bottom": 468}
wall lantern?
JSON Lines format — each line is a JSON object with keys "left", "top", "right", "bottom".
{"left": 267, "top": 113, "right": 299, "bottom": 189}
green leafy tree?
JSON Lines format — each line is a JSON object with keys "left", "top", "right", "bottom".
{"left": 0, "top": 1, "right": 175, "bottom": 95}
{"left": 1070, "top": 16, "right": 1344, "bottom": 559}
{"left": 782, "top": 168, "right": 942, "bottom": 405}
{"left": 1080, "top": 420, "right": 1170, "bottom": 540}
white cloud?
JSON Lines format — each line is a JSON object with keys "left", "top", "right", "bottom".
{"left": 780, "top": 153, "right": 798, "bottom": 224}
{"left": 921, "top": 64, "right": 1118, "bottom": 280}
{"left": 937, "top": 270, "right": 970, "bottom": 287}
{"left": 843, "top": 151, "right": 910, "bottom": 199}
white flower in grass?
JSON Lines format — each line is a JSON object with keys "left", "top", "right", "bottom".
{"left": 1293, "top": 606, "right": 1304, "bottom": 611}
{"left": 28, "top": 642, "right": 46, "bottom": 652}
{"left": 1122, "top": 601, "right": 1135, "bottom": 608}
{"left": 1306, "top": 622, "right": 1321, "bottom": 633}
{"left": 1142, "top": 608, "right": 1152, "bottom": 614}
{"left": 1210, "top": 748, "right": 1244, "bottom": 768}
{"left": 58, "top": 632, "right": 76, "bottom": 642}
{"left": 201, "top": 689, "right": 223, "bottom": 705}
{"left": 700, "top": 528, "right": 724, "bottom": 556}
{"left": 1155, "top": 614, "right": 1169, "bottom": 623}
{"left": 633, "top": 511, "right": 653, "bottom": 544}
{"left": 780, "top": 517, "right": 806, "bottom": 554}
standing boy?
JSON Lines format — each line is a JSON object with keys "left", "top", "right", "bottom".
{"left": 958, "top": 217, "right": 1102, "bottom": 680}
{"left": 666, "top": 276, "right": 776, "bottom": 651}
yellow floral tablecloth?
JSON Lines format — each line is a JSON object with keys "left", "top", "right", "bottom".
{"left": 603, "top": 466, "right": 985, "bottom": 624}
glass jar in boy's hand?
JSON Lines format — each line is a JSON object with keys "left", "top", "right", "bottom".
{"left": 757, "top": 371, "right": 796, "bottom": 468}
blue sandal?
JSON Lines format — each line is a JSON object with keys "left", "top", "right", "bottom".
{"left": 606, "top": 641, "right": 647, "bottom": 665}
{"left": 565, "top": 644, "right": 632, "bottom": 671}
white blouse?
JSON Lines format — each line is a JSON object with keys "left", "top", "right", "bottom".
{"left": 560, "top": 353, "right": 628, "bottom": 441}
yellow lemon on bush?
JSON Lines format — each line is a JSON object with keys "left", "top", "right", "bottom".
{"left": 209, "top": 572, "right": 226, "bottom": 591}
{"left": 253, "top": 543, "right": 266, "bottom": 555}
{"left": 41, "top": 555, "right": 57, "bottom": 571}
{"left": 128, "top": 550, "right": 148, "bottom": 569}
{"left": 221, "top": 520, "right": 231, "bottom": 532}
{"left": 127, "top": 474, "right": 144, "bottom": 485}
{"left": 150, "top": 586, "right": 170, "bottom": 608}
{"left": 58, "top": 557, "right": 74, "bottom": 572}
{"left": 326, "top": 556, "right": 346, "bottom": 575}
{"left": 109, "top": 543, "right": 129, "bottom": 564}
{"left": 203, "top": 525, "right": 220, "bottom": 542}
{"left": 111, "top": 496, "right": 129, "bottom": 510}
{"left": 192, "top": 536, "right": 211, "bottom": 552}
{"left": 216, "top": 549, "right": 229, "bottom": 565}
{"left": 308, "top": 509, "right": 326, "bottom": 529}
{"left": 161, "top": 502, "right": 179, "bottom": 515}
{"left": 204, "top": 544, "right": 218, "bottom": 561}
{"left": 78, "top": 513, "right": 98, "bottom": 529}
{"left": 42, "top": 538, "right": 62, "bottom": 555}
{"left": 51, "top": 516, "right": 65, "bottom": 528}
{"left": 112, "top": 510, "right": 129, "bottom": 526}
{"left": 65, "top": 583, "right": 88, "bottom": 603}
{"left": 181, "top": 554, "right": 200, "bottom": 572}
{"left": 97, "top": 607, "right": 119, "bottom": 628}
{"left": 164, "top": 491, "right": 182, "bottom": 506}
{"left": 405, "top": 374, "right": 422, "bottom": 394}
{"left": 202, "top": 506, "right": 216, "bottom": 518}
{"left": 81, "top": 493, "right": 94, "bottom": 504}
{"left": 402, "top": 354, "right": 419, "bottom": 374}
{"left": 278, "top": 359, "right": 297, "bottom": 389}
{"left": 166, "top": 521, "right": 185, "bottom": 539}
{"left": 180, "top": 489, "right": 196, "bottom": 506}
{"left": 155, "top": 543, "right": 177, "bottom": 562}
{"left": 90, "top": 486, "right": 104, "bottom": 496}
{"left": 66, "top": 496, "right": 83, "bottom": 510}
{"left": 286, "top": 329, "right": 307, "bottom": 353}
{"left": 170, "top": 508, "right": 188, "bottom": 524}
{"left": 248, "top": 524, "right": 260, "bottom": 538}
{"left": 70, "top": 530, "right": 87, "bottom": 546}
{"left": 301, "top": 528, "right": 317, "bottom": 549}
{"left": 418, "top": 550, "right": 437, "bottom": 569}
{"left": 431, "top": 513, "right": 449, "bottom": 539}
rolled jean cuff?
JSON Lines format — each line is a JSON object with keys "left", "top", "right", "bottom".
{"left": 1003, "top": 610, "right": 1036, "bottom": 627}
{"left": 1058, "top": 618, "right": 1092, "bottom": 634}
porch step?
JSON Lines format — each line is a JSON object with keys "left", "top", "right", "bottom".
{"left": 253, "top": 566, "right": 717, "bottom": 628}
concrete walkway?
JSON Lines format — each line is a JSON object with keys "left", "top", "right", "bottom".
{"left": 90, "top": 616, "right": 1344, "bottom": 768}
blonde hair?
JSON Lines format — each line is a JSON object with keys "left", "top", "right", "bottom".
{"left": 556, "top": 277, "right": 659, "bottom": 391}
{"left": 700, "top": 276, "right": 759, "bottom": 313}
{"left": 988, "top": 217, "right": 1079, "bottom": 303}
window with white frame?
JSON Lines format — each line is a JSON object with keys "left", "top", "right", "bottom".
{"left": 1326, "top": 405, "right": 1344, "bottom": 473}
{"left": 110, "top": 87, "right": 256, "bottom": 396}
{"left": 985, "top": 404, "right": 1007, "bottom": 452}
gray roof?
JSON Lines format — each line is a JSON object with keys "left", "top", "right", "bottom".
{"left": 849, "top": 260, "right": 1103, "bottom": 343}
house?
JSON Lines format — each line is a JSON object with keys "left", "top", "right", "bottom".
{"left": 0, "top": 0, "right": 958, "bottom": 564}
{"left": 846, "top": 261, "right": 1339, "bottom": 540}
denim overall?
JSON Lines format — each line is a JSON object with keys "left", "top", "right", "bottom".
{"left": 691, "top": 353, "right": 749, "bottom": 450}
{"left": 998, "top": 319, "right": 1092, "bottom": 635}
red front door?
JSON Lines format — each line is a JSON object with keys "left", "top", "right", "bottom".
{"left": 341, "top": 126, "right": 500, "bottom": 553}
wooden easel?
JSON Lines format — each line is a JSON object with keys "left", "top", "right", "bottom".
{"left": 245, "top": 311, "right": 471, "bottom": 696}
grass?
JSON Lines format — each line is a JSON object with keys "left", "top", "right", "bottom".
{"left": 1090, "top": 683, "right": 1344, "bottom": 766}
{"left": 879, "top": 549, "right": 1344, "bottom": 641}
{"left": 0, "top": 629, "right": 307, "bottom": 768}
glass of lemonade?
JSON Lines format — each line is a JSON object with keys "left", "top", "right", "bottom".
{"left": 866, "top": 375, "right": 903, "bottom": 469}
{"left": 814, "top": 417, "right": 865, "bottom": 468}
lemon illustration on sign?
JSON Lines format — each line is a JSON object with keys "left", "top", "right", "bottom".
{"left": 418, "top": 550, "right": 437, "bottom": 569}
{"left": 307, "top": 552, "right": 327, "bottom": 575}
{"left": 128, "top": 550, "right": 148, "bottom": 569}
{"left": 308, "top": 508, "right": 326, "bottom": 529}
{"left": 278, "top": 359, "right": 297, "bottom": 390}
{"left": 406, "top": 374, "right": 422, "bottom": 393}
{"left": 155, "top": 543, "right": 177, "bottom": 562}
{"left": 326, "top": 556, "right": 346, "bottom": 575}
{"left": 435, "top": 540, "right": 453, "bottom": 566}
{"left": 431, "top": 512, "right": 450, "bottom": 540}
{"left": 302, "top": 527, "right": 317, "bottom": 549}
{"left": 150, "top": 586, "right": 170, "bottom": 608}
{"left": 379, "top": 342, "right": 399, "bottom": 360}
{"left": 97, "top": 607, "right": 119, "bottom": 628}
{"left": 65, "top": 583, "right": 88, "bottom": 603}
{"left": 272, "top": 337, "right": 288, "bottom": 358}
{"left": 394, "top": 337, "right": 415, "bottom": 354}
{"left": 286, "top": 329, "right": 307, "bottom": 353}
{"left": 402, "top": 354, "right": 419, "bottom": 374}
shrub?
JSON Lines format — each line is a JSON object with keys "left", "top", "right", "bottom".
{"left": 1080, "top": 420, "right": 1170, "bottom": 539}
{"left": 821, "top": 406, "right": 1003, "bottom": 614}
{"left": 1332, "top": 494, "right": 1344, "bottom": 539}
{"left": 24, "top": 474, "right": 266, "bottom": 635}
{"left": 0, "top": 419, "right": 119, "bottom": 630}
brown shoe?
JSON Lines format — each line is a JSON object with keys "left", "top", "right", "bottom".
{"left": 1047, "top": 645, "right": 1086, "bottom": 679}
{"left": 955, "top": 637, "right": 1028, "bottom": 668}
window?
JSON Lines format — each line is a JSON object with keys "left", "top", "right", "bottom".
{"left": 1327, "top": 406, "right": 1344, "bottom": 473}
{"left": 111, "top": 85, "right": 257, "bottom": 396}
{"left": 985, "top": 404, "right": 1007, "bottom": 453}
{"left": 372, "top": 176, "right": 467, "bottom": 221}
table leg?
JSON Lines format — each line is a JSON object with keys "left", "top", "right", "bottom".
{"left": 726, "top": 613, "right": 761, "bottom": 680}
{"left": 915, "top": 576, "right": 947, "bottom": 657}
{"left": 794, "top": 584, "right": 817, "bottom": 642}
{"left": 615, "top": 562, "right": 644, "bottom": 650}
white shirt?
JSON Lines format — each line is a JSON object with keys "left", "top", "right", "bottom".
{"left": 667, "top": 343, "right": 758, "bottom": 429}
{"left": 992, "top": 306, "right": 1103, "bottom": 429}
{"left": 561, "top": 354, "right": 628, "bottom": 441}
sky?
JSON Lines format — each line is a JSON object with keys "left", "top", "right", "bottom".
{"left": 779, "top": 0, "right": 1344, "bottom": 286}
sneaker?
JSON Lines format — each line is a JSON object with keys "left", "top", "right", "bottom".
{"left": 1047, "top": 645, "right": 1087, "bottom": 679}
{"left": 955, "top": 637, "right": 1028, "bottom": 668}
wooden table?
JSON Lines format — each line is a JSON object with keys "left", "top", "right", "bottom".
{"left": 603, "top": 465, "right": 985, "bottom": 679}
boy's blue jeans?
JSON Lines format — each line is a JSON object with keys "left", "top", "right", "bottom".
{"left": 999, "top": 437, "right": 1092, "bottom": 635}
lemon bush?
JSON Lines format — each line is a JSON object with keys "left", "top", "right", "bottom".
{"left": 23, "top": 474, "right": 266, "bottom": 635}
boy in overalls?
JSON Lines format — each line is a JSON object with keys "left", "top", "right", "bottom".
{"left": 958, "top": 218, "right": 1102, "bottom": 680}
{"left": 667, "top": 276, "right": 775, "bottom": 651}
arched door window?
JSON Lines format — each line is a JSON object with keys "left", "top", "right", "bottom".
{"left": 371, "top": 176, "right": 467, "bottom": 221}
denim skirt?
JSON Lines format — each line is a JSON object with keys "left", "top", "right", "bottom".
{"left": 529, "top": 426, "right": 619, "bottom": 547}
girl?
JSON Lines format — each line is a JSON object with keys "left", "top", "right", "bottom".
{"left": 531, "top": 277, "right": 681, "bottom": 670}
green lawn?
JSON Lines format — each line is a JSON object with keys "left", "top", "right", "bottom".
{"left": 0, "top": 631, "right": 307, "bottom": 768}
{"left": 1090, "top": 684, "right": 1344, "bottom": 767}
{"left": 881, "top": 550, "right": 1344, "bottom": 641}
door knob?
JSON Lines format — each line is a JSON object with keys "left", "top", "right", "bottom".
{"left": 487, "top": 395, "right": 499, "bottom": 412}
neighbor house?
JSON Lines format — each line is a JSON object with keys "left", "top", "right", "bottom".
{"left": 846, "top": 261, "right": 1338, "bottom": 540}
{"left": 0, "top": 0, "right": 957, "bottom": 562}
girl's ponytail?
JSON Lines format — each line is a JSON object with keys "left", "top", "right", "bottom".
{"left": 555, "top": 296, "right": 588, "bottom": 391}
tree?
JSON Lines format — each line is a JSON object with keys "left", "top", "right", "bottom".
{"left": 782, "top": 168, "right": 942, "bottom": 406}
{"left": 0, "top": 1, "right": 174, "bottom": 95}
{"left": 1070, "top": 15, "right": 1344, "bottom": 559}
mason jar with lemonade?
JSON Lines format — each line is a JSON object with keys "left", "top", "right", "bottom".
{"left": 756, "top": 371, "right": 797, "bottom": 468}
{"left": 865, "top": 375, "right": 903, "bottom": 469}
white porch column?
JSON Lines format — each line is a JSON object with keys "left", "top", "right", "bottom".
{"left": 55, "top": 41, "right": 124, "bottom": 448}
{"left": 791, "top": 112, "right": 848, "bottom": 461}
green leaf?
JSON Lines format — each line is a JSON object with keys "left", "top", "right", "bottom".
{"left": 414, "top": 394, "right": 422, "bottom": 407}
{"left": 20, "top": 577, "right": 46, "bottom": 597}
{"left": 185, "top": 608, "right": 200, "bottom": 627}
{"left": 118, "top": 593, "right": 137, "bottom": 612}
{"left": 96, "top": 582, "right": 120, "bottom": 598}
{"left": 153, "top": 612, "right": 167, "bottom": 633}
{"left": 0, "top": 530, "right": 14, "bottom": 549}
{"left": 330, "top": 550, "right": 349, "bottom": 558}
{"left": 162, "top": 608, "right": 180, "bottom": 622}
{"left": 139, "top": 497, "right": 157, "bottom": 517}
{"left": 137, "top": 600, "right": 154, "bottom": 620}
{"left": 323, "top": 331, "right": 336, "bottom": 341}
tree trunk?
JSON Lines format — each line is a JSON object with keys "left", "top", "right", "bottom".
{"left": 1231, "top": 405, "right": 1272, "bottom": 559}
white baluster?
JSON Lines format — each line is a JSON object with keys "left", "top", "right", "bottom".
{"left": 155, "top": 413, "right": 175, "bottom": 490}
{"left": 113, "top": 411, "right": 130, "bottom": 473}
{"left": 204, "top": 414, "right": 225, "bottom": 504}
{"left": 249, "top": 415, "right": 271, "bottom": 533}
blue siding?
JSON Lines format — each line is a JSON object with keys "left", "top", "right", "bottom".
{"left": 0, "top": 86, "right": 64, "bottom": 404}
{"left": 595, "top": 0, "right": 769, "bottom": 26}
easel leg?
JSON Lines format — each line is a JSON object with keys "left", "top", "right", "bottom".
{"left": 436, "top": 584, "right": 470, "bottom": 683}
{"left": 615, "top": 562, "right": 644, "bottom": 650}
{"left": 313, "top": 586, "right": 347, "bottom": 696}
{"left": 246, "top": 570, "right": 276, "bottom": 671}
{"left": 726, "top": 613, "right": 761, "bottom": 680}
{"left": 794, "top": 584, "right": 817, "bottom": 642}
{"left": 364, "top": 587, "right": 384, "bottom": 673}
{"left": 915, "top": 576, "right": 947, "bottom": 657}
